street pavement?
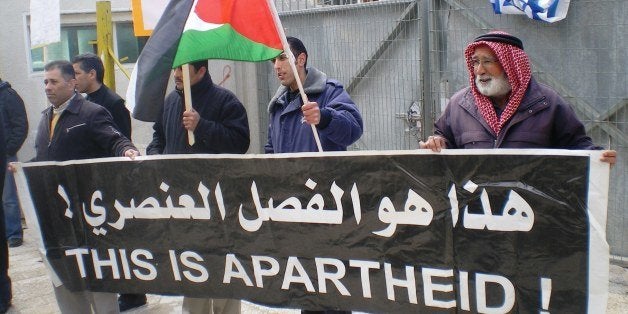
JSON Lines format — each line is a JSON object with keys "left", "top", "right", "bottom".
{"left": 5, "top": 227, "right": 628, "bottom": 313}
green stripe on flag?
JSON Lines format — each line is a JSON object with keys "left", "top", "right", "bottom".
{"left": 173, "top": 24, "right": 282, "bottom": 68}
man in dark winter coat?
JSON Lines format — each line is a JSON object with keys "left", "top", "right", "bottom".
{"left": 266, "top": 36, "right": 363, "bottom": 153}
{"left": 35, "top": 60, "right": 139, "bottom": 314}
{"left": 146, "top": 59, "right": 249, "bottom": 314}
{"left": 0, "top": 96, "right": 10, "bottom": 313}
{"left": 71, "top": 52, "right": 142, "bottom": 312}
{"left": 72, "top": 53, "right": 132, "bottom": 139}
{"left": 0, "top": 79, "right": 27, "bottom": 248}
{"left": 267, "top": 36, "right": 357, "bottom": 314}
{"left": 420, "top": 31, "right": 616, "bottom": 165}
{"left": 147, "top": 59, "right": 250, "bottom": 155}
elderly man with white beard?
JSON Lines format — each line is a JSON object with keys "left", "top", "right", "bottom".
{"left": 420, "top": 31, "right": 616, "bottom": 165}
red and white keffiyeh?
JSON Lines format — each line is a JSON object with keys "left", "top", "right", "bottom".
{"left": 463, "top": 31, "right": 531, "bottom": 135}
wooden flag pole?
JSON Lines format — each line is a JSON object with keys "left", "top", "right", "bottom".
{"left": 182, "top": 64, "right": 195, "bottom": 146}
{"left": 284, "top": 51, "right": 323, "bottom": 153}
{"left": 268, "top": 0, "right": 323, "bottom": 153}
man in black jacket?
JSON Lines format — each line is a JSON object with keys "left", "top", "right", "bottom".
{"left": 146, "top": 59, "right": 250, "bottom": 155}
{"left": 35, "top": 60, "right": 139, "bottom": 313}
{"left": 0, "top": 95, "right": 10, "bottom": 313}
{"left": 0, "top": 79, "right": 27, "bottom": 249}
{"left": 147, "top": 59, "right": 249, "bottom": 314}
{"left": 71, "top": 52, "right": 142, "bottom": 312}
{"left": 72, "top": 53, "right": 132, "bottom": 139}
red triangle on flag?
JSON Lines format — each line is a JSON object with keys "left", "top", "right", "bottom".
{"left": 194, "top": 0, "right": 282, "bottom": 50}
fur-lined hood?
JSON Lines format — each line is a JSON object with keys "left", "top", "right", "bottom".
{"left": 268, "top": 67, "right": 328, "bottom": 112}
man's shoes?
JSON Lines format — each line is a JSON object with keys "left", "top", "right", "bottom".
{"left": 7, "top": 238, "right": 22, "bottom": 248}
{"left": 118, "top": 293, "right": 147, "bottom": 312}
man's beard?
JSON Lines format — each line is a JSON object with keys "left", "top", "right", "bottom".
{"left": 475, "top": 73, "right": 512, "bottom": 97}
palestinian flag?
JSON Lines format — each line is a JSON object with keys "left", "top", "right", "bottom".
{"left": 127, "top": 0, "right": 285, "bottom": 122}
{"left": 173, "top": 0, "right": 283, "bottom": 67}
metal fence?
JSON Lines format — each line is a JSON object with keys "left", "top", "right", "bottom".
{"left": 261, "top": 0, "right": 424, "bottom": 151}
{"left": 261, "top": 0, "right": 627, "bottom": 259}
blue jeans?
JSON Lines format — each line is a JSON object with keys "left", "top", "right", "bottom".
{"left": 3, "top": 155, "right": 21, "bottom": 240}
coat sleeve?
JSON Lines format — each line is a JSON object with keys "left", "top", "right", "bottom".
{"left": 264, "top": 118, "right": 274, "bottom": 154}
{"left": 194, "top": 98, "right": 250, "bottom": 154}
{"left": 317, "top": 85, "right": 363, "bottom": 147}
{"left": 551, "top": 100, "right": 600, "bottom": 150}
{"left": 2, "top": 88, "right": 28, "bottom": 156}
{"left": 146, "top": 105, "right": 165, "bottom": 155}
{"left": 109, "top": 98, "right": 132, "bottom": 140}
{"left": 433, "top": 102, "right": 458, "bottom": 149}
{"left": 89, "top": 107, "right": 137, "bottom": 157}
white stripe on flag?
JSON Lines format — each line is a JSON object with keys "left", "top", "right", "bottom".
{"left": 141, "top": 0, "right": 170, "bottom": 30}
{"left": 183, "top": 1, "right": 223, "bottom": 32}
{"left": 125, "top": 59, "right": 139, "bottom": 115}
{"left": 490, "top": 0, "right": 571, "bottom": 23}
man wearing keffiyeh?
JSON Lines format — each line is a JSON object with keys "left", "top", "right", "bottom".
{"left": 420, "top": 31, "right": 616, "bottom": 165}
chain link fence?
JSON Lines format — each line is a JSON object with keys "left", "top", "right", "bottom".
{"left": 261, "top": 0, "right": 627, "bottom": 259}
{"left": 261, "top": 0, "right": 424, "bottom": 150}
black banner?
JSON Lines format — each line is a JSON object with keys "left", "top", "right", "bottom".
{"left": 15, "top": 150, "right": 609, "bottom": 313}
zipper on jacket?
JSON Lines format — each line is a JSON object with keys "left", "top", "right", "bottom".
{"left": 495, "top": 97, "right": 548, "bottom": 148}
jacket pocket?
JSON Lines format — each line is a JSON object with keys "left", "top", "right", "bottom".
{"left": 459, "top": 131, "right": 494, "bottom": 148}
{"left": 503, "top": 131, "right": 550, "bottom": 148}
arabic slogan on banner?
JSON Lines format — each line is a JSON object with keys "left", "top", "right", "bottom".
{"left": 15, "top": 150, "right": 609, "bottom": 313}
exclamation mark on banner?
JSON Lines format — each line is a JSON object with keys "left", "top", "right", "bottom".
{"left": 540, "top": 277, "right": 552, "bottom": 314}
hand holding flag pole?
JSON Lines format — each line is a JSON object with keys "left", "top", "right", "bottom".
{"left": 284, "top": 50, "right": 323, "bottom": 153}
{"left": 268, "top": 0, "right": 323, "bottom": 153}
{"left": 128, "top": 0, "right": 322, "bottom": 154}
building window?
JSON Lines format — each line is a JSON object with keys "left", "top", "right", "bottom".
{"left": 30, "top": 22, "right": 148, "bottom": 72}
{"left": 115, "top": 22, "right": 148, "bottom": 64}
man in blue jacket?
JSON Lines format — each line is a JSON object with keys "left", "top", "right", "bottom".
{"left": 0, "top": 79, "right": 27, "bottom": 249}
{"left": 266, "top": 37, "right": 359, "bottom": 314}
{"left": 420, "top": 31, "right": 616, "bottom": 165}
{"left": 266, "top": 37, "right": 363, "bottom": 153}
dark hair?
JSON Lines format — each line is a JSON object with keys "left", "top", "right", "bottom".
{"left": 189, "top": 59, "right": 208, "bottom": 72}
{"left": 72, "top": 53, "right": 105, "bottom": 83}
{"left": 44, "top": 60, "right": 75, "bottom": 81}
{"left": 287, "top": 36, "right": 308, "bottom": 68}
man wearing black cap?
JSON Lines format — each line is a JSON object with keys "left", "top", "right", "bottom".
{"left": 420, "top": 31, "right": 616, "bottom": 165}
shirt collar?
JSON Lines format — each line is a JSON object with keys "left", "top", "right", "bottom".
{"left": 52, "top": 93, "right": 76, "bottom": 114}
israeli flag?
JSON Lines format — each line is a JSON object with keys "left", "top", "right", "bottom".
{"left": 490, "top": 0, "right": 571, "bottom": 23}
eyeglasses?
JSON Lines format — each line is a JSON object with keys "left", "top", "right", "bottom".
{"left": 470, "top": 58, "right": 499, "bottom": 69}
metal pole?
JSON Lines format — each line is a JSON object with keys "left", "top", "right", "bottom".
{"left": 96, "top": 1, "right": 115, "bottom": 90}
{"left": 420, "top": 0, "right": 432, "bottom": 139}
